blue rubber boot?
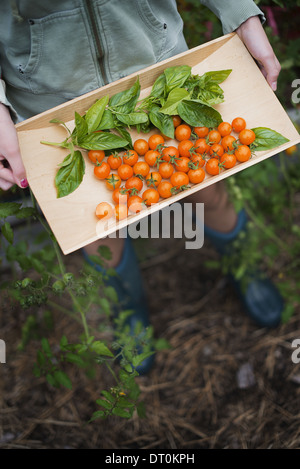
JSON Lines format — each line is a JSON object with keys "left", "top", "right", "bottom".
{"left": 83, "top": 236, "right": 154, "bottom": 375}
{"left": 202, "top": 209, "right": 283, "bottom": 328}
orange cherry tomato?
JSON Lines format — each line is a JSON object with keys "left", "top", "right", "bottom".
{"left": 206, "top": 158, "right": 220, "bottom": 176}
{"left": 128, "top": 195, "right": 144, "bottom": 213}
{"left": 105, "top": 173, "right": 121, "bottom": 191}
{"left": 172, "top": 115, "right": 182, "bottom": 128}
{"left": 195, "top": 138, "right": 209, "bottom": 155}
{"left": 209, "top": 143, "right": 224, "bottom": 158}
{"left": 170, "top": 171, "right": 189, "bottom": 189}
{"left": 112, "top": 187, "right": 129, "bottom": 205}
{"left": 161, "top": 146, "right": 179, "bottom": 163}
{"left": 208, "top": 130, "right": 221, "bottom": 144}
{"left": 133, "top": 138, "right": 149, "bottom": 156}
{"left": 234, "top": 145, "right": 252, "bottom": 162}
{"left": 178, "top": 139, "right": 194, "bottom": 158}
{"left": 142, "top": 188, "right": 160, "bottom": 206}
{"left": 221, "top": 135, "right": 237, "bottom": 152}
{"left": 123, "top": 149, "right": 139, "bottom": 166}
{"left": 220, "top": 152, "right": 237, "bottom": 169}
{"left": 232, "top": 117, "right": 246, "bottom": 133}
{"left": 191, "top": 153, "right": 206, "bottom": 168}
{"left": 188, "top": 167, "right": 205, "bottom": 184}
{"left": 157, "top": 181, "right": 173, "bottom": 199}
{"left": 217, "top": 121, "right": 232, "bottom": 137}
{"left": 125, "top": 175, "right": 144, "bottom": 194}
{"left": 239, "top": 129, "right": 256, "bottom": 145}
{"left": 117, "top": 163, "right": 134, "bottom": 180}
{"left": 174, "top": 156, "right": 190, "bottom": 173}
{"left": 175, "top": 124, "right": 192, "bottom": 141}
{"left": 94, "top": 161, "right": 110, "bottom": 180}
{"left": 144, "top": 149, "right": 161, "bottom": 167}
{"left": 88, "top": 150, "right": 105, "bottom": 164}
{"left": 114, "top": 203, "right": 128, "bottom": 221}
{"left": 95, "top": 202, "right": 113, "bottom": 220}
{"left": 158, "top": 161, "right": 174, "bottom": 179}
{"left": 193, "top": 126, "right": 209, "bottom": 138}
{"left": 145, "top": 171, "right": 162, "bottom": 188}
{"left": 107, "top": 152, "right": 122, "bottom": 170}
{"left": 148, "top": 133, "right": 165, "bottom": 150}
{"left": 133, "top": 161, "right": 150, "bottom": 177}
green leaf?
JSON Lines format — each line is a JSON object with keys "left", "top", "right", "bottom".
{"left": 150, "top": 73, "right": 167, "bottom": 99}
{"left": 164, "top": 65, "right": 191, "bottom": 93}
{"left": 15, "top": 207, "right": 36, "bottom": 219}
{"left": 149, "top": 105, "right": 174, "bottom": 139}
{"left": 96, "top": 109, "right": 115, "bottom": 130}
{"left": 0, "top": 202, "right": 21, "bottom": 219}
{"left": 90, "top": 340, "right": 114, "bottom": 357}
{"left": 97, "top": 244, "right": 112, "bottom": 260}
{"left": 78, "top": 132, "right": 128, "bottom": 151}
{"left": 199, "top": 69, "right": 232, "bottom": 85}
{"left": 74, "top": 111, "right": 88, "bottom": 141}
{"left": 96, "top": 398, "right": 113, "bottom": 410}
{"left": 114, "top": 127, "right": 133, "bottom": 148}
{"left": 55, "top": 150, "right": 85, "bottom": 198}
{"left": 85, "top": 95, "right": 109, "bottom": 133}
{"left": 197, "top": 82, "right": 225, "bottom": 105}
{"left": 112, "top": 407, "right": 132, "bottom": 419}
{"left": 178, "top": 99, "right": 222, "bottom": 127}
{"left": 251, "top": 127, "right": 290, "bottom": 151}
{"left": 53, "top": 370, "right": 72, "bottom": 390}
{"left": 1, "top": 222, "right": 13, "bottom": 244}
{"left": 115, "top": 111, "right": 148, "bottom": 126}
{"left": 41, "top": 338, "right": 52, "bottom": 357}
{"left": 160, "top": 87, "right": 190, "bottom": 115}
{"left": 109, "top": 78, "right": 141, "bottom": 113}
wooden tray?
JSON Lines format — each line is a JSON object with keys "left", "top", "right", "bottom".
{"left": 16, "top": 33, "right": 300, "bottom": 255}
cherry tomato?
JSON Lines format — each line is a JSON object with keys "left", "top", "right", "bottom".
{"left": 158, "top": 161, "right": 174, "bottom": 179}
{"left": 161, "top": 146, "right": 179, "bottom": 163}
{"left": 221, "top": 135, "right": 237, "bottom": 151}
{"left": 208, "top": 130, "right": 221, "bottom": 144}
{"left": 232, "top": 117, "right": 246, "bottom": 133}
{"left": 193, "top": 126, "right": 209, "bottom": 138}
{"left": 188, "top": 167, "right": 205, "bottom": 184}
{"left": 157, "top": 181, "right": 173, "bottom": 199}
{"left": 133, "top": 138, "right": 149, "bottom": 156}
{"left": 133, "top": 161, "right": 150, "bottom": 177}
{"left": 234, "top": 145, "right": 252, "bottom": 162}
{"left": 148, "top": 133, "right": 165, "bottom": 150}
{"left": 206, "top": 158, "right": 220, "bottom": 176}
{"left": 175, "top": 124, "right": 192, "bottom": 141}
{"left": 114, "top": 204, "right": 128, "bottom": 221}
{"left": 128, "top": 195, "right": 144, "bottom": 213}
{"left": 118, "top": 163, "right": 134, "bottom": 180}
{"left": 174, "top": 156, "right": 190, "bottom": 173}
{"left": 105, "top": 173, "right": 121, "bottom": 191}
{"left": 95, "top": 202, "right": 113, "bottom": 220}
{"left": 172, "top": 115, "right": 182, "bottom": 128}
{"left": 94, "top": 161, "right": 110, "bottom": 180}
{"left": 191, "top": 153, "right": 206, "bottom": 168}
{"left": 88, "top": 150, "right": 105, "bottom": 164}
{"left": 170, "top": 171, "right": 189, "bottom": 189}
{"left": 107, "top": 152, "right": 122, "bottom": 170}
{"left": 142, "top": 188, "right": 160, "bottom": 206}
{"left": 145, "top": 171, "right": 162, "bottom": 187}
{"left": 125, "top": 175, "right": 144, "bottom": 194}
{"left": 220, "top": 152, "right": 237, "bottom": 169}
{"left": 144, "top": 149, "right": 161, "bottom": 167}
{"left": 195, "top": 138, "right": 209, "bottom": 154}
{"left": 112, "top": 187, "right": 129, "bottom": 205}
{"left": 209, "top": 143, "right": 224, "bottom": 158}
{"left": 178, "top": 139, "right": 194, "bottom": 158}
{"left": 239, "top": 129, "right": 256, "bottom": 145}
{"left": 123, "top": 149, "right": 139, "bottom": 166}
{"left": 217, "top": 121, "right": 232, "bottom": 137}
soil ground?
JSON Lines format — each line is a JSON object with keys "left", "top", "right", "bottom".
{"left": 1, "top": 230, "right": 300, "bottom": 450}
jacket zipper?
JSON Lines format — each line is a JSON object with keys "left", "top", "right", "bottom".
{"left": 85, "top": 0, "right": 108, "bottom": 85}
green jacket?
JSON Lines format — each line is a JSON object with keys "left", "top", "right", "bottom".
{"left": 0, "top": 0, "right": 264, "bottom": 120}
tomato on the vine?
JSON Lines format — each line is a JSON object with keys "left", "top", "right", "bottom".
{"left": 175, "top": 156, "right": 190, "bottom": 173}
{"left": 188, "top": 167, "right": 205, "bottom": 184}
{"left": 107, "top": 152, "right": 122, "bottom": 170}
{"left": 162, "top": 146, "right": 179, "bottom": 163}
{"left": 195, "top": 138, "right": 209, "bottom": 154}
{"left": 221, "top": 135, "right": 237, "bottom": 151}
{"left": 94, "top": 161, "right": 110, "bottom": 180}
{"left": 88, "top": 150, "right": 105, "bottom": 164}
{"left": 178, "top": 139, "right": 194, "bottom": 158}
{"left": 146, "top": 171, "right": 162, "bottom": 187}
{"left": 209, "top": 143, "right": 224, "bottom": 158}
{"left": 125, "top": 175, "right": 143, "bottom": 194}
{"left": 105, "top": 173, "right": 121, "bottom": 191}
{"left": 144, "top": 149, "right": 161, "bottom": 167}
{"left": 123, "top": 149, "right": 139, "bottom": 166}
{"left": 220, "top": 153, "right": 237, "bottom": 169}
{"left": 170, "top": 171, "right": 189, "bottom": 189}
{"left": 112, "top": 187, "right": 129, "bottom": 205}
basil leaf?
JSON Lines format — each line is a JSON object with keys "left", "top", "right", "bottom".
{"left": 164, "top": 65, "right": 191, "bottom": 93}
{"left": 85, "top": 95, "right": 109, "bottom": 133}
{"left": 149, "top": 105, "right": 174, "bottom": 139}
{"left": 160, "top": 88, "right": 190, "bottom": 115}
{"left": 177, "top": 99, "right": 222, "bottom": 128}
{"left": 97, "top": 109, "right": 115, "bottom": 130}
{"left": 109, "top": 78, "right": 140, "bottom": 113}
{"left": 115, "top": 111, "right": 148, "bottom": 126}
{"left": 251, "top": 127, "right": 290, "bottom": 151}
{"left": 197, "top": 82, "right": 224, "bottom": 106}
{"left": 0, "top": 202, "right": 21, "bottom": 218}
{"left": 150, "top": 73, "right": 167, "bottom": 99}
{"left": 78, "top": 132, "right": 129, "bottom": 150}
{"left": 55, "top": 150, "right": 85, "bottom": 198}
{"left": 74, "top": 111, "right": 88, "bottom": 141}
{"left": 114, "top": 127, "right": 133, "bottom": 148}
{"left": 199, "top": 69, "right": 232, "bottom": 85}
{"left": 1, "top": 222, "right": 14, "bottom": 244}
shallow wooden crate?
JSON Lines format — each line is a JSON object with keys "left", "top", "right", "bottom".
{"left": 16, "top": 33, "right": 300, "bottom": 255}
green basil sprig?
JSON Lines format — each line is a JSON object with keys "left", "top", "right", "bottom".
{"left": 251, "top": 127, "right": 290, "bottom": 151}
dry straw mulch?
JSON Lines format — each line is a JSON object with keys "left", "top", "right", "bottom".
{"left": 1, "top": 235, "right": 300, "bottom": 449}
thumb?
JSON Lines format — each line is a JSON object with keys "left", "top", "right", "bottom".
{"left": 261, "top": 55, "right": 281, "bottom": 92}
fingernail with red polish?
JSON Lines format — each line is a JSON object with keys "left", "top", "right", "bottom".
{"left": 20, "top": 178, "right": 28, "bottom": 188}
